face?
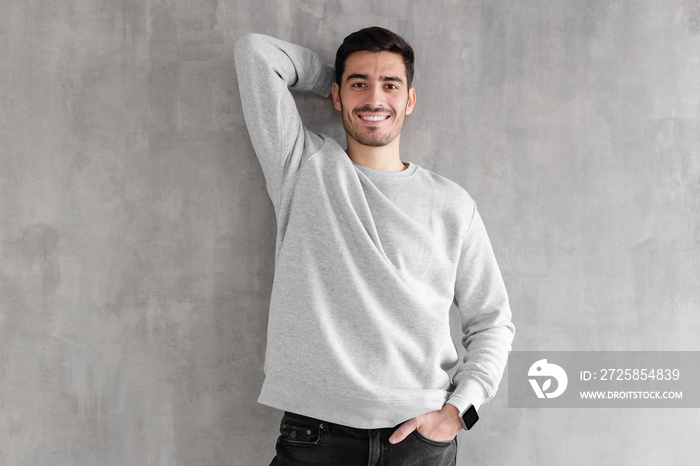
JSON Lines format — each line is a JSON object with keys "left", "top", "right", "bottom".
{"left": 332, "top": 51, "right": 416, "bottom": 148}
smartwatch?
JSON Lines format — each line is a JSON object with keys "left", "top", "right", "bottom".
{"left": 459, "top": 404, "right": 479, "bottom": 430}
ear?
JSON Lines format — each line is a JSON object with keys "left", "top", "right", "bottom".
{"left": 405, "top": 87, "right": 416, "bottom": 115}
{"left": 332, "top": 82, "right": 342, "bottom": 111}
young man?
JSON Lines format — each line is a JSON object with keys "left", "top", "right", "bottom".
{"left": 234, "top": 27, "right": 515, "bottom": 465}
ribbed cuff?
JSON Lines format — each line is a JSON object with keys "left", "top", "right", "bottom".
{"left": 445, "top": 377, "right": 488, "bottom": 414}
{"left": 313, "top": 62, "right": 335, "bottom": 97}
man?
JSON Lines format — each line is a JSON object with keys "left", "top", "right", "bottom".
{"left": 234, "top": 27, "right": 515, "bottom": 465}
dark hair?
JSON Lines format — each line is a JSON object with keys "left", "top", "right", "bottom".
{"left": 335, "top": 26, "right": 415, "bottom": 88}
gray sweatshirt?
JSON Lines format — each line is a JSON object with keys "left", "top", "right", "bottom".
{"left": 234, "top": 32, "right": 515, "bottom": 429}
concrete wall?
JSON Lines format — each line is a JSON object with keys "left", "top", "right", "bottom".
{"left": 1, "top": 0, "right": 698, "bottom": 464}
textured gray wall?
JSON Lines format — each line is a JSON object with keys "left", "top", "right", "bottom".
{"left": 1, "top": 0, "right": 698, "bottom": 465}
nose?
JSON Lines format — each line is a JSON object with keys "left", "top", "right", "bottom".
{"left": 363, "top": 83, "right": 386, "bottom": 109}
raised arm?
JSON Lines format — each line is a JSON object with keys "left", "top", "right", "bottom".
{"left": 234, "top": 33, "right": 335, "bottom": 206}
{"left": 447, "top": 203, "right": 516, "bottom": 414}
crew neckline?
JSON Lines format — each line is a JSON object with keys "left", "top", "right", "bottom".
{"left": 351, "top": 160, "right": 418, "bottom": 179}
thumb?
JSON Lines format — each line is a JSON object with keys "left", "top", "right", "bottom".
{"left": 389, "top": 419, "right": 418, "bottom": 444}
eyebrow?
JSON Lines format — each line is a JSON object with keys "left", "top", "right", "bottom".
{"left": 345, "top": 73, "right": 404, "bottom": 84}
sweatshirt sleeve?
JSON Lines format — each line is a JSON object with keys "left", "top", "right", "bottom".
{"left": 446, "top": 203, "right": 515, "bottom": 415}
{"left": 233, "top": 33, "right": 336, "bottom": 207}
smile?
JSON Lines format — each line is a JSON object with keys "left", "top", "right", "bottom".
{"left": 359, "top": 115, "right": 390, "bottom": 121}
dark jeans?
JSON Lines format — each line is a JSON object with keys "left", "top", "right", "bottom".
{"left": 270, "top": 411, "right": 458, "bottom": 466}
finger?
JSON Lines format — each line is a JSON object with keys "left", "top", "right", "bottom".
{"left": 388, "top": 420, "right": 418, "bottom": 444}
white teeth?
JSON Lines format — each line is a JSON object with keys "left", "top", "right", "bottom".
{"left": 361, "top": 115, "right": 387, "bottom": 121}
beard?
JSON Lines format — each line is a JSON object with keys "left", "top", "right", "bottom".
{"left": 340, "top": 103, "right": 405, "bottom": 148}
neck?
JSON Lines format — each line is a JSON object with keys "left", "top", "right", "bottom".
{"left": 345, "top": 136, "right": 407, "bottom": 171}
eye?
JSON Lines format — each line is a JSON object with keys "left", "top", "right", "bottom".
{"left": 386, "top": 83, "right": 399, "bottom": 90}
{"left": 351, "top": 82, "right": 366, "bottom": 88}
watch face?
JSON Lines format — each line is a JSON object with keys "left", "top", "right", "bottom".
{"left": 462, "top": 405, "right": 479, "bottom": 430}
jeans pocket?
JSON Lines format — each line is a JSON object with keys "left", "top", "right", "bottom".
{"left": 410, "top": 430, "right": 456, "bottom": 447}
{"left": 278, "top": 413, "right": 325, "bottom": 447}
